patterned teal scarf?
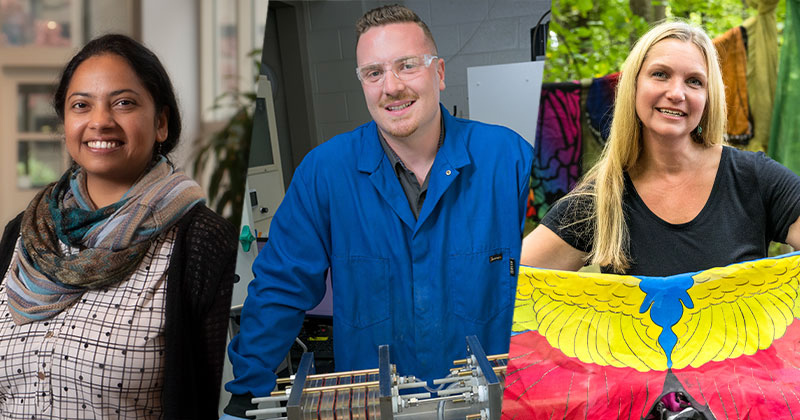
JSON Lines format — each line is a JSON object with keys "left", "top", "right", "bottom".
{"left": 6, "top": 158, "right": 205, "bottom": 325}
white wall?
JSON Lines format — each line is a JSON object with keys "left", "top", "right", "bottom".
{"left": 140, "top": 0, "right": 200, "bottom": 173}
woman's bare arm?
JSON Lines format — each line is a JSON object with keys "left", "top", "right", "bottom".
{"left": 521, "top": 224, "right": 588, "bottom": 271}
{"left": 786, "top": 216, "right": 800, "bottom": 251}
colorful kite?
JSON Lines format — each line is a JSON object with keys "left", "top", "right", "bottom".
{"left": 503, "top": 252, "right": 800, "bottom": 419}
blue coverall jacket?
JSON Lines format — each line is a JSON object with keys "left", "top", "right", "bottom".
{"left": 226, "top": 105, "right": 534, "bottom": 398}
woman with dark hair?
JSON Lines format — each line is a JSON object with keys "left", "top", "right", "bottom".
{"left": 0, "top": 34, "right": 236, "bottom": 419}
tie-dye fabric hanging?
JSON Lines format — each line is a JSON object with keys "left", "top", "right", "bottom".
{"left": 769, "top": 0, "right": 800, "bottom": 175}
{"left": 503, "top": 252, "right": 800, "bottom": 419}
{"left": 585, "top": 72, "right": 620, "bottom": 145}
{"left": 713, "top": 25, "right": 753, "bottom": 146}
{"left": 529, "top": 83, "right": 582, "bottom": 223}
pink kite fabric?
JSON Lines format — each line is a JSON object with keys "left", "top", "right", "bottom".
{"left": 503, "top": 253, "right": 800, "bottom": 419}
{"left": 503, "top": 324, "right": 800, "bottom": 419}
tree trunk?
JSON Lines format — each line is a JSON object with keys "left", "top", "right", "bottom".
{"left": 630, "top": 0, "right": 652, "bottom": 21}
{"left": 653, "top": 0, "right": 666, "bottom": 22}
{"left": 629, "top": 0, "right": 651, "bottom": 45}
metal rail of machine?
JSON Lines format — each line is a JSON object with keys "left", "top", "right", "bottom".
{"left": 245, "top": 335, "right": 507, "bottom": 420}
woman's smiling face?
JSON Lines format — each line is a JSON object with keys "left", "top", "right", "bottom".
{"left": 635, "top": 38, "right": 708, "bottom": 145}
{"left": 64, "top": 53, "right": 167, "bottom": 190}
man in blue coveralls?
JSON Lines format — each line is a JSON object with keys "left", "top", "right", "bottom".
{"left": 222, "top": 4, "right": 534, "bottom": 418}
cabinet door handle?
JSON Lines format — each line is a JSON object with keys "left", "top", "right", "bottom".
{"left": 260, "top": 207, "right": 269, "bottom": 214}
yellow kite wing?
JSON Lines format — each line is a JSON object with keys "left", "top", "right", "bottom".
{"left": 671, "top": 254, "right": 800, "bottom": 369}
{"left": 513, "top": 266, "right": 667, "bottom": 371}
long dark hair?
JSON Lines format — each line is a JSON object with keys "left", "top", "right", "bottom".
{"left": 53, "top": 34, "right": 181, "bottom": 158}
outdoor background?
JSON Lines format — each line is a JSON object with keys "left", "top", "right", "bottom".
{"left": 545, "top": 0, "right": 786, "bottom": 82}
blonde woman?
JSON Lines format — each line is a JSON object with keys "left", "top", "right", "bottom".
{"left": 521, "top": 21, "right": 800, "bottom": 275}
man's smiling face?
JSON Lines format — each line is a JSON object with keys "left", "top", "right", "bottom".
{"left": 356, "top": 22, "right": 445, "bottom": 142}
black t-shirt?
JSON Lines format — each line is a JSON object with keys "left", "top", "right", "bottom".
{"left": 542, "top": 146, "right": 800, "bottom": 276}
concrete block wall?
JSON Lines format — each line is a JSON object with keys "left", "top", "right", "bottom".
{"left": 294, "top": 0, "right": 550, "bottom": 145}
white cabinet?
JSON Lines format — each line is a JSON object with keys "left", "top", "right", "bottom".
{"left": 247, "top": 75, "right": 285, "bottom": 237}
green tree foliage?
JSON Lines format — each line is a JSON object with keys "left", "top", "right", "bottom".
{"left": 545, "top": 0, "right": 649, "bottom": 82}
{"left": 546, "top": 0, "right": 786, "bottom": 82}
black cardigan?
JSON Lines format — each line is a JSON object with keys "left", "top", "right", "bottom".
{"left": 0, "top": 205, "right": 237, "bottom": 420}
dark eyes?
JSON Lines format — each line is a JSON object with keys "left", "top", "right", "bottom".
{"left": 68, "top": 99, "right": 136, "bottom": 111}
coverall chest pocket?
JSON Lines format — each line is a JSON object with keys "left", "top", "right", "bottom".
{"left": 331, "top": 255, "right": 390, "bottom": 328}
{"left": 447, "top": 247, "right": 513, "bottom": 323}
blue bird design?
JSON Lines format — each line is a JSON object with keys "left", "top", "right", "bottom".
{"left": 638, "top": 275, "right": 695, "bottom": 367}
{"left": 512, "top": 251, "right": 800, "bottom": 372}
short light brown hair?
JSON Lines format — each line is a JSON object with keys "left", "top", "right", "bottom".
{"left": 355, "top": 4, "right": 438, "bottom": 54}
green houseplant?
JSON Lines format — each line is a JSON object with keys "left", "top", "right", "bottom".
{"left": 193, "top": 51, "right": 261, "bottom": 228}
{"left": 192, "top": 92, "right": 253, "bottom": 228}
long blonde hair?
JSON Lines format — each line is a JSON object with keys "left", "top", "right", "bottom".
{"left": 572, "top": 20, "right": 727, "bottom": 272}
